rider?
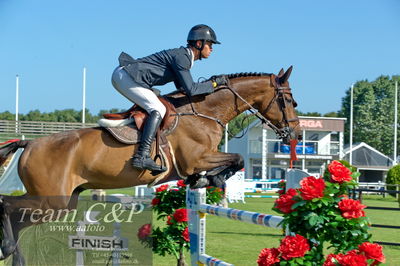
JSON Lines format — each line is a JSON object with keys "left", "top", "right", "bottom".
{"left": 111, "top": 24, "right": 228, "bottom": 173}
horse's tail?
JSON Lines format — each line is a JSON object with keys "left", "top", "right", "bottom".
{"left": 0, "top": 139, "right": 29, "bottom": 167}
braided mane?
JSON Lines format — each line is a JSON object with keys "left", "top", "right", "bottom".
{"left": 207, "top": 72, "right": 271, "bottom": 81}
{"left": 225, "top": 72, "right": 271, "bottom": 79}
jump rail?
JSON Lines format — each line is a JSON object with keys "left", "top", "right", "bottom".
{"left": 187, "top": 188, "right": 283, "bottom": 266}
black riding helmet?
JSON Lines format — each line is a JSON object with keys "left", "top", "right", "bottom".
{"left": 187, "top": 24, "right": 221, "bottom": 44}
{"left": 187, "top": 24, "right": 220, "bottom": 60}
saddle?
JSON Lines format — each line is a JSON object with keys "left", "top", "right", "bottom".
{"left": 103, "top": 98, "right": 175, "bottom": 131}
{"left": 98, "top": 97, "right": 179, "bottom": 180}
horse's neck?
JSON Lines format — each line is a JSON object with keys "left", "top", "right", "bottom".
{"left": 191, "top": 76, "right": 271, "bottom": 124}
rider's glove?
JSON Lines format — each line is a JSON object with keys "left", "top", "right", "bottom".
{"left": 212, "top": 76, "right": 228, "bottom": 88}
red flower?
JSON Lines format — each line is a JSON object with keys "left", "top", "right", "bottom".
{"left": 328, "top": 160, "right": 352, "bottom": 183}
{"left": 173, "top": 208, "right": 188, "bottom": 223}
{"left": 137, "top": 223, "right": 152, "bottom": 241}
{"left": 151, "top": 197, "right": 160, "bottom": 206}
{"left": 278, "top": 234, "right": 310, "bottom": 260}
{"left": 257, "top": 248, "right": 280, "bottom": 266}
{"left": 177, "top": 180, "right": 186, "bottom": 187}
{"left": 324, "top": 252, "right": 367, "bottom": 266}
{"left": 182, "top": 227, "right": 190, "bottom": 242}
{"left": 338, "top": 198, "right": 366, "bottom": 219}
{"left": 323, "top": 254, "right": 343, "bottom": 266}
{"left": 299, "top": 176, "right": 326, "bottom": 200}
{"left": 155, "top": 184, "right": 169, "bottom": 193}
{"left": 166, "top": 215, "right": 174, "bottom": 225}
{"left": 339, "top": 252, "right": 368, "bottom": 266}
{"left": 358, "top": 242, "right": 385, "bottom": 264}
{"left": 275, "top": 188, "right": 298, "bottom": 214}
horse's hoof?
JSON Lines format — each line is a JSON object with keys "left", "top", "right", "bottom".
{"left": 1, "top": 239, "right": 16, "bottom": 259}
{"left": 189, "top": 177, "right": 209, "bottom": 189}
{"left": 12, "top": 254, "right": 26, "bottom": 266}
{"left": 208, "top": 175, "right": 226, "bottom": 188}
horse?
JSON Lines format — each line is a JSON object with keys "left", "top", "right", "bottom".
{"left": 0, "top": 67, "right": 300, "bottom": 265}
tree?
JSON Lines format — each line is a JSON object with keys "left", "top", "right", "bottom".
{"left": 219, "top": 113, "right": 257, "bottom": 148}
{"left": 323, "top": 111, "right": 339, "bottom": 117}
{"left": 339, "top": 75, "right": 400, "bottom": 157}
{"left": 0, "top": 111, "right": 15, "bottom": 120}
{"left": 297, "top": 111, "right": 322, "bottom": 117}
{"left": 386, "top": 165, "right": 400, "bottom": 204}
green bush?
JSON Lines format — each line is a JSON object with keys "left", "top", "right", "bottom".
{"left": 386, "top": 165, "right": 400, "bottom": 198}
{"left": 10, "top": 190, "right": 25, "bottom": 196}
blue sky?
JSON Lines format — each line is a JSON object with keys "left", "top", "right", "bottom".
{"left": 1, "top": 0, "right": 399, "bottom": 116}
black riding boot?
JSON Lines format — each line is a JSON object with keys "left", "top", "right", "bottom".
{"left": 132, "top": 110, "right": 167, "bottom": 173}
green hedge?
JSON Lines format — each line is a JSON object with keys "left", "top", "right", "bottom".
{"left": 386, "top": 164, "right": 400, "bottom": 198}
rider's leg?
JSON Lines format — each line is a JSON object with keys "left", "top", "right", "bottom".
{"left": 131, "top": 110, "right": 167, "bottom": 171}
{"left": 111, "top": 66, "right": 167, "bottom": 172}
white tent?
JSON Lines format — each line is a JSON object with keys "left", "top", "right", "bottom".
{"left": 0, "top": 148, "right": 26, "bottom": 194}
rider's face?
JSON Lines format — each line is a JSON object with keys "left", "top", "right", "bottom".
{"left": 194, "top": 40, "right": 213, "bottom": 59}
{"left": 201, "top": 41, "right": 213, "bottom": 58}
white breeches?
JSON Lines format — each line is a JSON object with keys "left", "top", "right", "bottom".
{"left": 111, "top": 66, "right": 166, "bottom": 118}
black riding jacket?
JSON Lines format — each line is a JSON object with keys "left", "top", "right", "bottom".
{"left": 118, "top": 46, "right": 214, "bottom": 96}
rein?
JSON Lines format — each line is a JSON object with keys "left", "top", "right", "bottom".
{"left": 171, "top": 77, "right": 296, "bottom": 140}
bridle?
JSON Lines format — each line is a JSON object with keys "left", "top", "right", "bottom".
{"left": 258, "top": 77, "right": 299, "bottom": 140}
{"left": 222, "top": 77, "right": 298, "bottom": 140}
{"left": 173, "top": 76, "right": 298, "bottom": 141}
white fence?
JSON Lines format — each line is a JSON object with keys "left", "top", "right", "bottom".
{"left": 0, "top": 120, "right": 97, "bottom": 138}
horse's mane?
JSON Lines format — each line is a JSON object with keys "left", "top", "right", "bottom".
{"left": 208, "top": 72, "right": 271, "bottom": 81}
{"left": 165, "top": 72, "right": 272, "bottom": 107}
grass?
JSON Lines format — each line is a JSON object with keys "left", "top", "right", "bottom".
{"left": 0, "top": 192, "right": 399, "bottom": 265}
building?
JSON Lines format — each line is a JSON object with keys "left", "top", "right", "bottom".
{"left": 343, "top": 142, "right": 393, "bottom": 182}
{"left": 224, "top": 116, "right": 346, "bottom": 180}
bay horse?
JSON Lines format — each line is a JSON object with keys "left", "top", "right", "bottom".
{"left": 0, "top": 67, "right": 300, "bottom": 265}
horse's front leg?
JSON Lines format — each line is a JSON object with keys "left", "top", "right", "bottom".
{"left": 186, "top": 152, "right": 244, "bottom": 188}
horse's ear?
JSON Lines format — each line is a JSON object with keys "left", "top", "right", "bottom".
{"left": 271, "top": 74, "right": 277, "bottom": 87}
{"left": 279, "top": 65, "right": 293, "bottom": 84}
{"left": 278, "top": 68, "right": 284, "bottom": 77}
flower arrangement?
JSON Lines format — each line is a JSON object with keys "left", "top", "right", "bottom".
{"left": 258, "top": 160, "right": 385, "bottom": 265}
{"left": 138, "top": 180, "right": 224, "bottom": 266}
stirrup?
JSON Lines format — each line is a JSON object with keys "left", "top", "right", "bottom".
{"left": 132, "top": 155, "right": 167, "bottom": 175}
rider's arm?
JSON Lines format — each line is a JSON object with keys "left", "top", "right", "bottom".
{"left": 172, "top": 54, "right": 215, "bottom": 97}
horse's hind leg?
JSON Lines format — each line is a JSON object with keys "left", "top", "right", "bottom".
{"left": 0, "top": 190, "right": 81, "bottom": 265}
{"left": 0, "top": 195, "right": 23, "bottom": 265}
